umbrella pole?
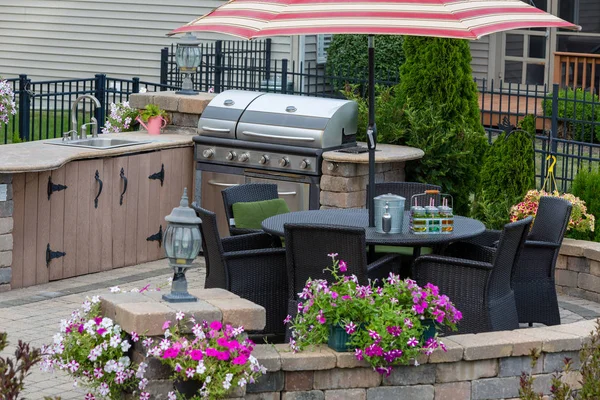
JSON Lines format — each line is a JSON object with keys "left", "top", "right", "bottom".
{"left": 367, "top": 35, "right": 376, "bottom": 228}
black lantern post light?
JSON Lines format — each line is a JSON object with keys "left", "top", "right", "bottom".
{"left": 162, "top": 188, "right": 202, "bottom": 303}
{"left": 175, "top": 32, "right": 202, "bottom": 95}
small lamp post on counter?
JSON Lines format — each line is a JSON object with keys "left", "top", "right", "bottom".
{"left": 162, "top": 188, "right": 202, "bottom": 303}
{"left": 176, "top": 32, "right": 202, "bottom": 95}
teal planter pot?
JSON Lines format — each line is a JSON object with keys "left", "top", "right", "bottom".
{"left": 422, "top": 319, "right": 437, "bottom": 342}
{"left": 328, "top": 324, "right": 354, "bottom": 352}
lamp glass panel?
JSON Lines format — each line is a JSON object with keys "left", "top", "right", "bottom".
{"left": 176, "top": 45, "right": 201, "bottom": 69}
{"left": 164, "top": 224, "right": 201, "bottom": 260}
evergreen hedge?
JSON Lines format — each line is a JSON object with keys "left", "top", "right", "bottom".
{"left": 568, "top": 168, "right": 600, "bottom": 242}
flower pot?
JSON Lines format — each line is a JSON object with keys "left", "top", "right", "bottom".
{"left": 136, "top": 115, "right": 167, "bottom": 135}
{"left": 328, "top": 324, "right": 354, "bottom": 352}
{"left": 422, "top": 319, "right": 437, "bottom": 342}
{"left": 174, "top": 379, "right": 203, "bottom": 398}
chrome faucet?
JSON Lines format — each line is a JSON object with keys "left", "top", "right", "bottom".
{"left": 68, "top": 95, "right": 101, "bottom": 140}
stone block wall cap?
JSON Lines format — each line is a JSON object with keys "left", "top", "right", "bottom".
{"left": 322, "top": 143, "right": 424, "bottom": 164}
{"left": 560, "top": 239, "right": 596, "bottom": 257}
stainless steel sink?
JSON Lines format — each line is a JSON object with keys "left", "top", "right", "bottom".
{"left": 46, "top": 137, "right": 152, "bottom": 150}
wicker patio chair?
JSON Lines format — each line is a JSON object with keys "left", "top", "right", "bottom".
{"left": 452, "top": 196, "right": 572, "bottom": 326}
{"left": 192, "top": 204, "right": 288, "bottom": 341}
{"left": 366, "top": 182, "right": 441, "bottom": 210}
{"left": 222, "top": 183, "right": 279, "bottom": 236}
{"left": 413, "top": 217, "right": 533, "bottom": 334}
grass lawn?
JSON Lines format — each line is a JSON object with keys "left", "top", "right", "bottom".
{"left": 1, "top": 110, "right": 90, "bottom": 144}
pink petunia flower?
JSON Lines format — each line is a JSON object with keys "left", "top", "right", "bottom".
{"left": 190, "top": 349, "right": 203, "bottom": 361}
{"left": 339, "top": 260, "right": 347, "bottom": 272}
{"left": 162, "top": 321, "right": 171, "bottom": 330}
{"left": 232, "top": 355, "right": 248, "bottom": 365}
{"left": 210, "top": 321, "right": 222, "bottom": 331}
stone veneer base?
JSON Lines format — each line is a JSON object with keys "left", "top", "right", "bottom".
{"left": 556, "top": 238, "right": 600, "bottom": 302}
{"left": 104, "top": 288, "right": 598, "bottom": 400}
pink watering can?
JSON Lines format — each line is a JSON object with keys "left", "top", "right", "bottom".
{"left": 136, "top": 115, "right": 167, "bottom": 135}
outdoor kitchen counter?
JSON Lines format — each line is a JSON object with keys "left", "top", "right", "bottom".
{"left": 0, "top": 128, "right": 195, "bottom": 173}
{"left": 322, "top": 142, "right": 424, "bottom": 163}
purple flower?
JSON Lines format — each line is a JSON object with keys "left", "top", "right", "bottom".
{"left": 368, "top": 330, "right": 381, "bottom": 342}
{"left": 341, "top": 295, "right": 352, "bottom": 301}
{"left": 404, "top": 318, "right": 414, "bottom": 328}
{"left": 354, "top": 348, "right": 364, "bottom": 360}
{"left": 339, "top": 260, "right": 347, "bottom": 272}
{"left": 328, "top": 253, "right": 338, "bottom": 260}
{"left": 345, "top": 322, "right": 357, "bottom": 335}
{"left": 210, "top": 321, "right": 222, "bottom": 331}
{"left": 217, "top": 351, "right": 230, "bottom": 361}
{"left": 232, "top": 355, "right": 248, "bottom": 365}
{"left": 386, "top": 326, "right": 402, "bottom": 337}
{"left": 375, "top": 366, "right": 392, "bottom": 376}
{"left": 316, "top": 310, "right": 326, "bottom": 325}
{"left": 330, "top": 291, "right": 339, "bottom": 299}
{"left": 190, "top": 349, "right": 203, "bottom": 361}
{"left": 162, "top": 347, "right": 180, "bottom": 359}
{"left": 364, "top": 344, "right": 383, "bottom": 357}
{"left": 407, "top": 337, "right": 419, "bottom": 347}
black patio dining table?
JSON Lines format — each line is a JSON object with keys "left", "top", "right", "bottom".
{"left": 261, "top": 208, "right": 486, "bottom": 257}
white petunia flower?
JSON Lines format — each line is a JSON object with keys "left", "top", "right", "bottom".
{"left": 120, "top": 340, "right": 131, "bottom": 352}
{"left": 91, "top": 295, "right": 100, "bottom": 304}
{"left": 175, "top": 311, "right": 185, "bottom": 321}
{"left": 109, "top": 286, "right": 121, "bottom": 293}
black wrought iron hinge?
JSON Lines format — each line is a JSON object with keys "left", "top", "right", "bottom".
{"left": 149, "top": 164, "right": 165, "bottom": 186}
{"left": 47, "top": 176, "right": 67, "bottom": 200}
{"left": 46, "top": 244, "right": 66, "bottom": 267}
{"left": 146, "top": 225, "right": 163, "bottom": 248}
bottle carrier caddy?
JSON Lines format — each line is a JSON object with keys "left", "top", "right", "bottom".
{"left": 409, "top": 191, "right": 454, "bottom": 234}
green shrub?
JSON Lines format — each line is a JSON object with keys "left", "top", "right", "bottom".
{"left": 567, "top": 168, "right": 600, "bottom": 242}
{"left": 399, "top": 37, "right": 483, "bottom": 134}
{"left": 542, "top": 88, "right": 600, "bottom": 142}
{"left": 403, "top": 101, "right": 487, "bottom": 215}
{"left": 342, "top": 84, "right": 404, "bottom": 144}
{"left": 326, "top": 35, "right": 404, "bottom": 92}
{"left": 472, "top": 115, "right": 536, "bottom": 229}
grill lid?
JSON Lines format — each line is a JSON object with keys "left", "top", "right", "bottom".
{"left": 237, "top": 93, "right": 357, "bottom": 149}
{"left": 198, "top": 90, "right": 265, "bottom": 139}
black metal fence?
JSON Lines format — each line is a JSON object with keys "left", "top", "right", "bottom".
{"left": 1, "top": 74, "right": 176, "bottom": 144}
{"left": 159, "top": 40, "right": 400, "bottom": 97}
{"left": 477, "top": 79, "right": 600, "bottom": 192}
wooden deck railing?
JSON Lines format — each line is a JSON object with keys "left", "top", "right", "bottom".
{"left": 553, "top": 51, "right": 600, "bottom": 93}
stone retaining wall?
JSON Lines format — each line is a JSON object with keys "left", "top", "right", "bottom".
{"left": 0, "top": 173, "right": 13, "bottom": 292}
{"left": 104, "top": 288, "right": 597, "bottom": 400}
{"left": 556, "top": 238, "right": 600, "bottom": 302}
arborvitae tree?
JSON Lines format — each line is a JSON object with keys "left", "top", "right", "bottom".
{"left": 471, "top": 116, "right": 536, "bottom": 229}
{"left": 399, "top": 37, "right": 483, "bottom": 134}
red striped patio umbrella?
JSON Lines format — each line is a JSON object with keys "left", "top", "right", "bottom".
{"left": 171, "top": 0, "right": 579, "bottom": 227}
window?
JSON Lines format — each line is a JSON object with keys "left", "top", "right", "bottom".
{"left": 316, "top": 34, "right": 333, "bottom": 64}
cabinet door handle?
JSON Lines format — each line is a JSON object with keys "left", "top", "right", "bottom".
{"left": 94, "top": 170, "right": 103, "bottom": 209}
{"left": 119, "top": 167, "right": 128, "bottom": 206}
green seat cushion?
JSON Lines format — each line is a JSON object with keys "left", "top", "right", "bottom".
{"left": 232, "top": 198, "right": 290, "bottom": 230}
{"left": 374, "top": 245, "right": 433, "bottom": 256}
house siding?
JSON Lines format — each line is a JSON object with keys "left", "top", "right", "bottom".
{"left": 0, "top": 1, "right": 292, "bottom": 82}
{"left": 470, "top": 36, "right": 491, "bottom": 81}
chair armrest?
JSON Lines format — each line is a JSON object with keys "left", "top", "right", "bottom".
{"left": 367, "top": 254, "right": 400, "bottom": 274}
{"left": 524, "top": 240, "right": 560, "bottom": 249}
{"left": 414, "top": 254, "right": 494, "bottom": 272}
{"left": 230, "top": 227, "right": 262, "bottom": 236}
{"left": 444, "top": 242, "right": 496, "bottom": 264}
{"left": 222, "top": 232, "right": 281, "bottom": 253}
{"left": 462, "top": 229, "right": 501, "bottom": 247}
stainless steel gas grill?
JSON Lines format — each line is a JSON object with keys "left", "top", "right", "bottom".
{"left": 194, "top": 90, "right": 358, "bottom": 236}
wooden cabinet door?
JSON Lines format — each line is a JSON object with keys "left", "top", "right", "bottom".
{"left": 48, "top": 166, "right": 67, "bottom": 281}
{"left": 112, "top": 156, "right": 128, "bottom": 269}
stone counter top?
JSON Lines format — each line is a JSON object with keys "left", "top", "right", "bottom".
{"left": 323, "top": 142, "right": 424, "bottom": 164}
{"left": 0, "top": 128, "right": 196, "bottom": 174}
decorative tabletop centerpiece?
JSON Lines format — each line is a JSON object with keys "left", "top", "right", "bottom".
{"left": 287, "top": 254, "right": 462, "bottom": 376}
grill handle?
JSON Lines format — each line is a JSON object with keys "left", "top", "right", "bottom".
{"left": 241, "top": 131, "right": 315, "bottom": 142}
{"left": 201, "top": 126, "right": 231, "bottom": 133}
{"left": 207, "top": 180, "right": 296, "bottom": 196}
{"left": 208, "top": 180, "right": 239, "bottom": 188}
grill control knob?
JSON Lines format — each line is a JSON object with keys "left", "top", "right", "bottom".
{"left": 239, "top": 153, "right": 250, "bottom": 162}
{"left": 202, "top": 148, "right": 215, "bottom": 159}
{"left": 226, "top": 151, "right": 237, "bottom": 160}
{"left": 300, "top": 159, "right": 311, "bottom": 169}
{"left": 278, "top": 157, "right": 290, "bottom": 167}
{"left": 259, "top": 155, "right": 270, "bottom": 165}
